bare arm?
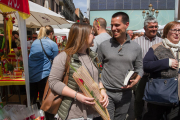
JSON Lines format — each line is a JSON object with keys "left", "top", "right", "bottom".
{"left": 99, "top": 82, "right": 109, "bottom": 107}
{"left": 61, "top": 86, "right": 95, "bottom": 105}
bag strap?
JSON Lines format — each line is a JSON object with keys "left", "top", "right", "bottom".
{"left": 40, "top": 39, "right": 52, "bottom": 64}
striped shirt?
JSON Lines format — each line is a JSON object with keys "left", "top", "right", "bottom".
{"left": 133, "top": 35, "right": 162, "bottom": 58}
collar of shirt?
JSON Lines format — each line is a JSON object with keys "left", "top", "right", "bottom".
{"left": 143, "top": 34, "right": 157, "bottom": 41}
{"left": 112, "top": 33, "right": 131, "bottom": 45}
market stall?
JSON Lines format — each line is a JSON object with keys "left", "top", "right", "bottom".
{"left": 0, "top": 0, "right": 31, "bottom": 107}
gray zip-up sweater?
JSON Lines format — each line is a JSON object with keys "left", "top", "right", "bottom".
{"left": 98, "top": 34, "right": 143, "bottom": 90}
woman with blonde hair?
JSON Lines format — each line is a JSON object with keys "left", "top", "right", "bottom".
{"left": 48, "top": 23, "right": 109, "bottom": 120}
{"left": 28, "top": 25, "right": 58, "bottom": 107}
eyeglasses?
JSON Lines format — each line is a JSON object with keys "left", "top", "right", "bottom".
{"left": 170, "top": 29, "right": 180, "bottom": 34}
{"left": 148, "top": 26, "right": 159, "bottom": 29}
{"left": 94, "top": 18, "right": 101, "bottom": 27}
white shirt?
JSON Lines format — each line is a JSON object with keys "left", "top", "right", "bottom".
{"left": 27, "top": 40, "right": 34, "bottom": 49}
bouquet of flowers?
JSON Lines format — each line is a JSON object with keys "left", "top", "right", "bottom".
{"left": 71, "top": 66, "right": 110, "bottom": 120}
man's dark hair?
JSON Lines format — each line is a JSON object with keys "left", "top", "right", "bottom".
{"left": 12, "top": 31, "right": 19, "bottom": 36}
{"left": 112, "top": 12, "right": 129, "bottom": 24}
{"left": 32, "top": 33, "right": 38, "bottom": 35}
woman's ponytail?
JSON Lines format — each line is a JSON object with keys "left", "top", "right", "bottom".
{"left": 38, "top": 27, "right": 47, "bottom": 39}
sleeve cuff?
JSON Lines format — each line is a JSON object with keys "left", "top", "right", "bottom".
{"left": 169, "top": 58, "right": 172, "bottom": 67}
{"left": 53, "top": 82, "right": 66, "bottom": 95}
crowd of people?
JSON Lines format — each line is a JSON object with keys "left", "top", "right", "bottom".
{"left": 27, "top": 11, "right": 180, "bottom": 120}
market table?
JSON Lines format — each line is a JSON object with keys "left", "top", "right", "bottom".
{"left": 0, "top": 76, "right": 25, "bottom": 104}
{"left": 0, "top": 77, "right": 25, "bottom": 86}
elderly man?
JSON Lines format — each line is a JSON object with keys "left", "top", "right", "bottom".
{"left": 127, "top": 30, "right": 133, "bottom": 39}
{"left": 90, "top": 18, "right": 111, "bottom": 52}
{"left": 133, "top": 17, "right": 162, "bottom": 120}
{"left": 98, "top": 12, "right": 143, "bottom": 120}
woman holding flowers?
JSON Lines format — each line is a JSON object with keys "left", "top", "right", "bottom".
{"left": 48, "top": 23, "right": 109, "bottom": 120}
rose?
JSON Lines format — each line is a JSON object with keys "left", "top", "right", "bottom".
{"left": 5, "top": 18, "right": 8, "bottom": 21}
{"left": 12, "top": 17, "right": 15, "bottom": 20}
{"left": 79, "top": 79, "right": 84, "bottom": 84}
{"left": 0, "top": 49, "right": 3, "bottom": 53}
{"left": 12, "top": 21, "right": 15, "bottom": 24}
{"left": 30, "top": 114, "right": 35, "bottom": 119}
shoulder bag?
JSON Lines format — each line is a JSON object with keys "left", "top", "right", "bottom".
{"left": 40, "top": 39, "right": 71, "bottom": 114}
{"left": 143, "top": 51, "right": 179, "bottom": 106}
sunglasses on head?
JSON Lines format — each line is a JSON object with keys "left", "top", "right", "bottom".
{"left": 94, "top": 18, "right": 101, "bottom": 27}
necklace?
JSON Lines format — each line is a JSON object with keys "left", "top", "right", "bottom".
{"left": 78, "top": 53, "right": 94, "bottom": 79}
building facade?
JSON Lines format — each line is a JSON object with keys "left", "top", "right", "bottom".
{"left": 29, "top": 0, "right": 60, "bottom": 13}
{"left": 90, "top": 0, "right": 175, "bottom": 30}
{"left": 59, "top": 0, "right": 76, "bottom": 21}
{"left": 75, "top": 8, "right": 84, "bottom": 23}
{"left": 29, "top": 0, "right": 84, "bottom": 22}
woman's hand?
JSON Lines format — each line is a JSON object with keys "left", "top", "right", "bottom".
{"left": 76, "top": 93, "right": 95, "bottom": 105}
{"left": 100, "top": 89, "right": 109, "bottom": 108}
{"left": 170, "top": 59, "right": 178, "bottom": 69}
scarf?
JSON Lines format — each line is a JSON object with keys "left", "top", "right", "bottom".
{"left": 162, "top": 38, "right": 180, "bottom": 57}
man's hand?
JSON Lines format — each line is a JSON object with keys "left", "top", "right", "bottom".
{"left": 121, "top": 75, "right": 141, "bottom": 89}
{"left": 121, "top": 79, "right": 139, "bottom": 89}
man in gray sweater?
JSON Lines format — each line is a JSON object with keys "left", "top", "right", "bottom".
{"left": 90, "top": 18, "right": 111, "bottom": 52}
{"left": 98, "top": 12, "right": 143, "bottom": 120}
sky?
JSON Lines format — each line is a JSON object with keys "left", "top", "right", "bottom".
{"left": 73, "top": 0, "right": 87, "bottom": 17}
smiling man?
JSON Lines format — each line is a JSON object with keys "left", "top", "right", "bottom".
{"left": 133, "top": 17, "right": 162, "bottom": 120}
{"left": 98, "top": 12, "right": 143, "bottom": 120}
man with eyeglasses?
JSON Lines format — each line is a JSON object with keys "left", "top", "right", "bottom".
{"left": 90, "top": 18, "right": 111, "bottom": 52}
{"left": 98, "top": 12, "right": 143, "bottom": 120}
{"left": 133, "top": 17, "right": 162, "bottom": 120}
{"left": 27, "top": 33, "right": 38, "bottom": 49}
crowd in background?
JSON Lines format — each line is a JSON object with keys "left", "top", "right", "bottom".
{"left": 26, "top": 11, "right": 180, "bottom": 120}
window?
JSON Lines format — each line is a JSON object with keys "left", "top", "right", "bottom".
{"left": 51, "top": 0, "right": 54, "bottom": 11}
{"left": 56, "top": 3, "right": 58, "bottom": 13}
{"left": 90, "top": 0, "right": 175, "bottom": 10}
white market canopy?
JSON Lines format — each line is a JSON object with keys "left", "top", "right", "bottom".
{"left": 51, "top": 20, "right": 75, "bottom": 29}
{"left": 0, "top": 1, "right": 69, "bottom": 28}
